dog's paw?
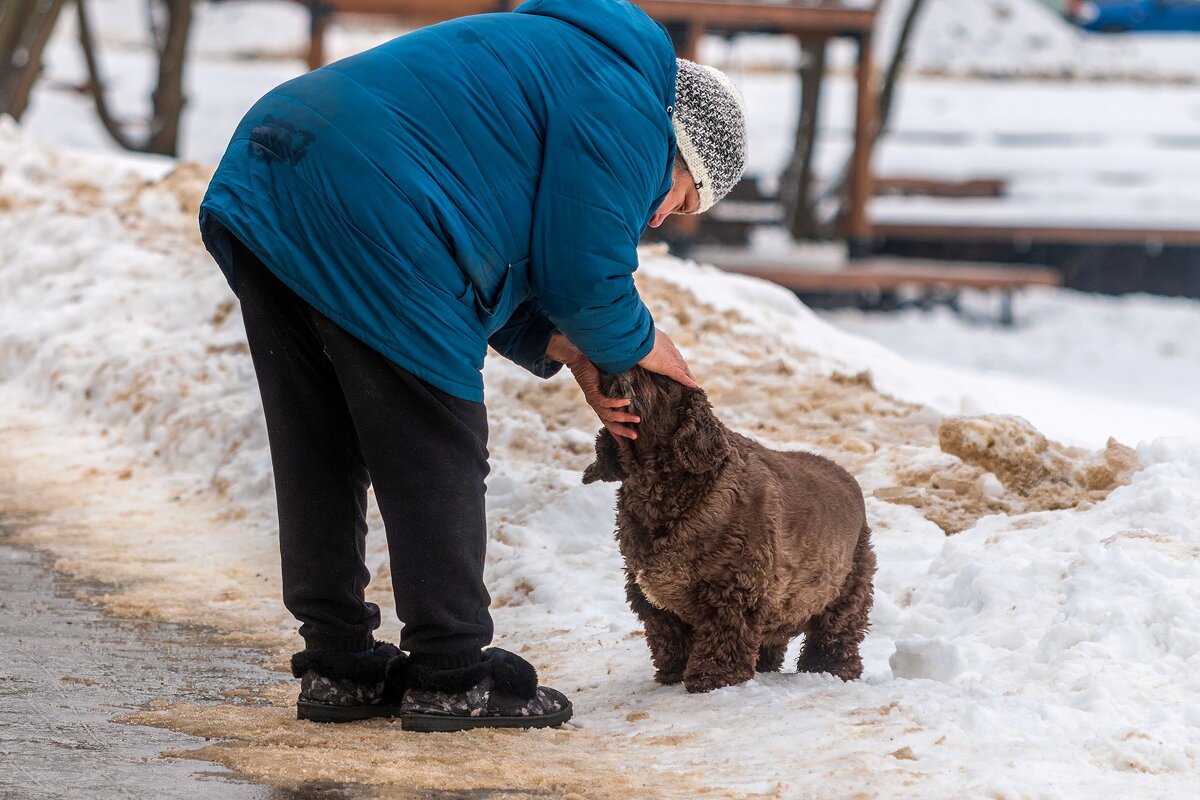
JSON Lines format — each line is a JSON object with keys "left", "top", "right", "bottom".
{"left": 755, "top": 644, "right": 787, "bottom": 673}
{"left": 798, "top": 654, "right": 863, "bottom": 682}
{"left": 683, "top": 672, "right": 745, "bottom": 694}
{"left": 654, "top": 669, "right": 684, "bottom": 686}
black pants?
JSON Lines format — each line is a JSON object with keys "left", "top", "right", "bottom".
{"left": 207, "top": 223, "right": 493, "bottom": 659}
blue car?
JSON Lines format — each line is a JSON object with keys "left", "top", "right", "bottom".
{"left": 1073, "top": 0, "right": 1200, "bottom": 32}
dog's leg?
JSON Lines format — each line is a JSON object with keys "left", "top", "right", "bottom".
{"left": 625, "top": 572, "right": 692, "bottom": 685}
{"left": 756, "top": 638, "right": 788, "bottom": 673}
{"left": 798, "top": 524, "right": 876, "bottom": 681}
{"left": 683, "top": 591, "right": 760, "bottom": 693}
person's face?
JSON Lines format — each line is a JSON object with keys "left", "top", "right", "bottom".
{"left": 648, "top": 165, "right": 700, "bottom": 228}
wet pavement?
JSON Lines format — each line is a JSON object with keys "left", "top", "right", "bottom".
{"left": 0, "top": 524, "right": 347, "bottom": 800}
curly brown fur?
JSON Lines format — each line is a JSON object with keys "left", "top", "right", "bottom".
{"left": 386, "top": 648, "right": 538, "bottom": 700}
{"left": 625, "top": 570, "right": 693, "bottom": 685}
{"left": 796, "top": 524, "right": 875, "bottom": 680}
{"left": 585, "top": 368, "right": 875, "bottom": 693}
{"left": 290, "top": 641, "right": 402, "bottom": 682}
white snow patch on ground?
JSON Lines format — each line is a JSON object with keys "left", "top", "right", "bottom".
{"left": 3, "top": 124, "right": 1200, "bottom": 796}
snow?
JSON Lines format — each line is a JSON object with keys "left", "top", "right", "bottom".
{"left": 4, "top": 121, "right": 1200, "bottom": 797}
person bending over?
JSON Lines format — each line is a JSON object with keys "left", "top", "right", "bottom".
{"left": 200, "top": 0, "right": 747, "bottom": 731}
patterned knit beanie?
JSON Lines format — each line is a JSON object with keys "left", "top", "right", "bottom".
{"left": 672, "top": 58, "right": 748, "bottom": 213}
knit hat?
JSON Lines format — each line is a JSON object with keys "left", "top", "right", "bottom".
{"left": 672, "top": 58, "right": 748, "bottom": 213}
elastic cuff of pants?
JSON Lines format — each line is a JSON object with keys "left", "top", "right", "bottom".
{"left": 302, "top": 633, "right": 377, "bottom": 653}
{"left": 408, "top": 649, "right": 485, "bottom": 670}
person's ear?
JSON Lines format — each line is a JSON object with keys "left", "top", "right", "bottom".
{"left": 583, "top": 428, "right": 627, "bottom": 484}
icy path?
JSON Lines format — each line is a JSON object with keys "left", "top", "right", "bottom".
{"left": 0, "top": 525, "right": 275, "bottom": 800}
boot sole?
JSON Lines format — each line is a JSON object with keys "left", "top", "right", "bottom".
{"left": 296, "top": 701, "right": 403, "bottom": 723}
{"left": 399, "top": 701, "right": 573, "bottom": 733}
{"left": 297, "top": 701, "right": 573, "bottom": 730}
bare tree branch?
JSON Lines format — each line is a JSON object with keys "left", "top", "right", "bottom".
{"left": 76, "top": 0, "right": 191, "bottom": 156}
{"left": 779, "top": 37, "right": 827, "bottom": 241}
{"left": 0, "top": 0, "right": 69, "bottom": 121}
{"left": 76, "top": 0, "right": 141, "bottom": 150}
{"left": 145, "top": 0, "right": 191, "bottom": 155}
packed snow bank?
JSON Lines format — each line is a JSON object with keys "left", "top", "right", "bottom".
{"left": 3, "top": 125, "right": 1200, "bottom": 797}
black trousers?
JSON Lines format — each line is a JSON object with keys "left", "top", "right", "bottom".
{"left": 207, "top": 223, "right": 493, "bottom": 658}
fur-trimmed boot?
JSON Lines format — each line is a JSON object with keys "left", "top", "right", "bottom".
{"left": 292, "top": 641, "right": 404, "bottom": 722}
{"left": 388, "top": 648, "right": 572, "bottom": 732}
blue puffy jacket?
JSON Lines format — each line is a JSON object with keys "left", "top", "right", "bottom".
{"left": 200, "top": 0, "right": 677, "bottom": 402}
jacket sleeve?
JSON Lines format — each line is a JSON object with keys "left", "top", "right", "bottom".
{"left": 529, "top": 87, "right": 671, "bottom": 375}
{"left": 487, "top": 298, "right": 564, "bottom": 378}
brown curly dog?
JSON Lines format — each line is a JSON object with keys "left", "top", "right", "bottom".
{"left": 583, "top": 367, "right": 875, "bottom": 693}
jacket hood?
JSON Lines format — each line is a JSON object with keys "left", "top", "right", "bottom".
{"left": 514, "top": 0, "right": 676, "bottom": 105}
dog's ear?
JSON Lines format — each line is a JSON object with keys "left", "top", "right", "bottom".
{"left": 672, "top": 390, "right": 729, "bottom": 474}
{"left": 583, "top": 428, "right": 626, "bottom": 484}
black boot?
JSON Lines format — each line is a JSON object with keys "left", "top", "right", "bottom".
{"left": 388, "top": 648, "right": 572, "bottom": 732}
{"left": 292, "top": 641, "right": 404, "bottom": 722}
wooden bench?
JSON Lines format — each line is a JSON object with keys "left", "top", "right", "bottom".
{"left": 712, "top": 258, "right": 1063, "bottom": 325}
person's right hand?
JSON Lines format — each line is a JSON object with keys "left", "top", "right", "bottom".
{"left": 638, "top": 328, "right": 699, "bottom": 390}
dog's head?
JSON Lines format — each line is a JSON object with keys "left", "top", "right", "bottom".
{"left": 582, "top": 367, "right": 729, "bottom": 483}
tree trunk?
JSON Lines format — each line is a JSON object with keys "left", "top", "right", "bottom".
{"left": 0, "top": 0, "right": 69, "bottom": 121}
{"left": 76, "top": 0, "right": 192, "bottom": 156}
{"left": 874, "top": 0, "right": 925, "bottom": 147}
{"left": 145, "top": 0, "right": 190, "bottom": 155}
{"left": 779, "top": 37, "right": 827, "bottom": 241}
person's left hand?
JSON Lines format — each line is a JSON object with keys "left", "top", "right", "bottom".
{"left": 547, "top": 332, "right": 641, "bottom": 439}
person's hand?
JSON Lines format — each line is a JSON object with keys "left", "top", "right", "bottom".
{"left": 637, "top": 328, "right": 699, "bottom": 390}
{"left": 547, "top": 333, "right": 642, "bottom": 439}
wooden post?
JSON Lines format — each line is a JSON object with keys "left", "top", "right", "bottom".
{"left": 307, "top": 1, "right": 333, "bottom": 70}
{"left": 845, "top": 30, "right": 875, "bottom": 253}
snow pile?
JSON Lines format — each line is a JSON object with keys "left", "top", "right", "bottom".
{"left": 0, "top": 118, "right": 269, "bottom": 503}
{"left": 871, "top": 414, "right": 1138, "bottom": 534}
{"left": 4, "top": 126, "right": 1200, "bottom": 797}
